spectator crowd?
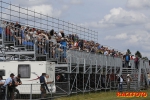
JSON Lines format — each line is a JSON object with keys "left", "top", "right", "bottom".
{"left": 0, "top": 20, "right": 139, "bottom": 64}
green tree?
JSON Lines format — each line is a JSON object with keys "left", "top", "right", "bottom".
{"left": 142, "top": 57, "right": 149, "bottom": 61}
{"left": 127, "top": 49, "right": 131, "bottom": 54}
{"left": 135, "top": 51, "right": 142, "bottom": 58}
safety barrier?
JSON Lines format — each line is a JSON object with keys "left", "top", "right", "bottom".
{"left": 67, "top": 50, "right": 122, "bottom": 67}
{"left": 0, "top": 84, "right": 55, "bottom": 100}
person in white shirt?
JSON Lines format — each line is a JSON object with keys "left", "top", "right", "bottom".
{"left": 117, "top": 75, "right": 124, "bottom": 92}
{"left": 0, "top": 75, "right": 5, "bottom": 85}
{"left": 104, "top": 50, "right": 108, "bottom": 56}
{"left": 44, "top": 74, "right": 54, "bottom": 94}
{"left": 57, "top": 32, "right": 61, "bottom": 37}
{"left": 0, "top": 75, "right": 5, "bottom": 100}
{"left": 126, "top": 74, "right": 132, "bottom": 91}
{"left": 45, "top": 75, "right": 54, "bottom": 84}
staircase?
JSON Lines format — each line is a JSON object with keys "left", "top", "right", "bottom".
{"left": 121, "top": 68, "right": 139, "bottom": 91}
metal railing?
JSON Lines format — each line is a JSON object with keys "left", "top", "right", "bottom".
{"left": 0, "top": 0, "right": 98, "bottom": 42}
{"left": 0, "top": 83, "right": 59, "bottom": 100}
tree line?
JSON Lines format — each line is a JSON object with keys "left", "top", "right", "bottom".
{"left": 127, "top": 49, "right": 149, "bottom": 61}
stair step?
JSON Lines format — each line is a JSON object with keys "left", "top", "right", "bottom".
{"left": 122, "top": 68, "right": 136, "bottom": 70}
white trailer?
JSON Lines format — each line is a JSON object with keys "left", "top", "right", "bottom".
{"left": 0, "top": 61, "right": 56, "bottom": 95}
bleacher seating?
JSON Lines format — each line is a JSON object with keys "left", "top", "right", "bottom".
{"left": 0, "top": 20, "right": 124, "bottom": 63}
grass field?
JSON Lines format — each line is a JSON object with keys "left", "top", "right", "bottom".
{"left": 56, "top": 90, "right": 150, "bottom": 100}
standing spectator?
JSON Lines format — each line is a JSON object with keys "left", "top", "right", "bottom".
{"left": 121, "top": 54, "right": 125, "bottom": 67}
{"left": 134, "top": 55, "right": 139, "bottom": 69}
{"left": 117, "top": 75, "right": 125, "bottom": 92}
{"left": 0, "top": 21, "right": 6, "bottom": 37}
{"left": 14, "top": 74, "right": 22, "bottom": 86}
{"left": 9, "top": 74, "right": 22, "bottom": 100}
{"left": 101, "top": 74, "right": 105, "bottom": 88}
{"left": 14, "top": 22, "right": 21, "bottom": 30}
{"left": 0, "top": 75, "right": 5, "bottom": 100}
{"left": 60, "top": 38, "right": 67, "bottom": 61}
{"left": 5, "top": 25, "right": 13, "bottom": 41}
{"left": 3, "top": 73, "right": 15, "bottom": 100}
{"left": 78, "top": 40, "right": 84, "bottom": 51}
{"left": 39, "top": 73, "right": 50, "bottom": 98}
{"left": 124, "top": 52, "right": 130, "bottom": 68}
{"left": 126, "top": 74, "right": 132, "bottom": 91}
{"left": 61, "top": 31, "right": 65, "bottom": 37}
{"left": 74, "top": 34, "right": 79, "bottom": 41}
{"left": 14, "top": 22, "right": 21, "bottom": 38}
{"left": 0, "top": 75, "right": 4, "bottom": 85}
{"left": 111, "top": 49, "right": 115, "bottom": 57}
{"left": 58, "top": 31, "right": 62, "bottom": 38}
{"left": 130, "top": 55, "right": 134, "bottom": 60}
{"left": 104, "top": 50, "right": 108, "bottom": 56}
{"left": 148, "top": 73, "right": 150, "bottom": 85}
{"left": 50, "top": 29, "right": 57, "bottom": 45}
{"left": 45, "top": 75, "right": 54, "bottom": 84}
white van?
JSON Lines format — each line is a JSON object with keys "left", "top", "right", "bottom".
{"left": 0, "top": 61, "right": 56, "bottom": 95}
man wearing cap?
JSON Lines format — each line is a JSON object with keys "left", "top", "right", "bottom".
{"left": 126, "top": 74, "right": 132, "bottom": 91}
{"left": 8, "top": 74, "right": 22, "bottom": 100}
{"left": 2, "top": 73, "right": 15, "bottom": 100}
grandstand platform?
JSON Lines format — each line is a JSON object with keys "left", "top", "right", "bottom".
{"left": 0, "top": 0, "right": 149, "bottom": 99}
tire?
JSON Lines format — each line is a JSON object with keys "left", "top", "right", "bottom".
{"left": 14, "top": 88, "right": 20, "bottom": 99}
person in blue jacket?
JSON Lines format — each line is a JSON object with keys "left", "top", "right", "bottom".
{"left": 60, "top": 38, "right": 67, "bottom": 61}
{"left": 124, "top": 52, "right": 130, "bottom": 68}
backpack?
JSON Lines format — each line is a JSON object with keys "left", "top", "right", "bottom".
{"left": 126, "top": 55, "right": 129, "bottom": 61}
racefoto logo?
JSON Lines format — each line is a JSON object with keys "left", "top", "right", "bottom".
{"left": 117, "top": 92, "right": 148, "bottom": 98}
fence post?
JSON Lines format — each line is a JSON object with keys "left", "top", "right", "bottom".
{"left": 30, "top": 84, "right": 32, "bottom": 100}
{"left": 5, "top": 85, "right": 7, "bottom": 100}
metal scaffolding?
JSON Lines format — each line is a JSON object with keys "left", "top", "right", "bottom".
{"left": 0, "top": 0, "right": 149, "bottom": 99}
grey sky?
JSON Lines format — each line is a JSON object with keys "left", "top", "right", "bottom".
{"left": 4, "top": 0, "right": 150, "bottom": 58}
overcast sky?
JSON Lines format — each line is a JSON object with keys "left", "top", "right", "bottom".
{"left": 4, "top": 0, "right": 150, "bottom": 58}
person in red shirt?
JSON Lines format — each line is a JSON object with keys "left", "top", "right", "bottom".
{"left": 134, "top": 55, "right": 139, "bottom": 69}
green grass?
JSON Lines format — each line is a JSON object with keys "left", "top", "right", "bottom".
{"left": 56, "top": 90, "right": 150, "bottom": 100}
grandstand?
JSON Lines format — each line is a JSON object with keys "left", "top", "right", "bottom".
{"left": 0, "top": 0, "right": 149, "bottom": 98}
